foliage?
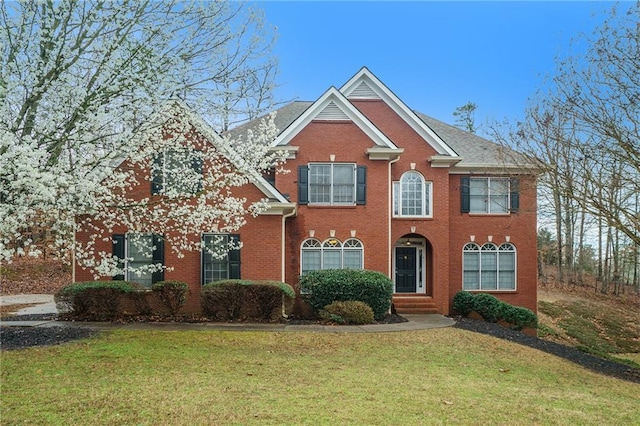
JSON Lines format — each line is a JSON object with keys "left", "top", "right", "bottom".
{"left": 201, "top": 280, "right": 294, "bottom": 321}
{"left": 471, "top": 293, "right": 504, "bottom": 323}
{"left": 320, "top": 301, "right": 375, "bottom": 325}
{"left": 152, "top": 280, "right": 188, "bottom": 316}
{"left": 452, "top": 101, "right": 478, "bottom": 133}
{"left": 0, "top": 1, "right": 284, "bottom": 270}
{"left": 500, "top": 305, "right": 538, "bottom": 331}
{"left": 300, "top": 269, "right": 393, "bottom": 320}
{"left": 452, "top": 291, "right": 475, "bottom": 316}
{"left": 54, "top": 281, "right": 137, "bottom": 319}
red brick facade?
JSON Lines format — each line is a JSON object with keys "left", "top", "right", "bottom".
{"left": 74, "top": 68, "right": 538, "bottom": 315}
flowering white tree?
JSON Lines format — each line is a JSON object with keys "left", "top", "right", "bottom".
{"left": 0, "top": 0, "right": 282, "bottom": 268}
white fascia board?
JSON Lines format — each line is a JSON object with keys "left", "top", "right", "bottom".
{"left": 258, "top": 202, "right": 297, "bottom": 216}
{"left": 253, "top": 175, "right": 291, "bottom": 203}
{"left": 340, "top": 67, "right": 460, "bottom": 158}
{"left": 270, "top": 87, "right": 397, "bottom": 149}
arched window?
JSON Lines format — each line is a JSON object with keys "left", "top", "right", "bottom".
{"left": 393, "top": 171, "right": 432, "bottom": 217}
{"left": 463, "top": 242, "right": 516, "bottom": 290}
{"left": 300, "top": 238, "right": 364, "bottom": 275}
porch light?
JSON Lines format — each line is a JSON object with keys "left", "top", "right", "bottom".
{"left": 405, "top": 240, "right": 412, "bottom": 246}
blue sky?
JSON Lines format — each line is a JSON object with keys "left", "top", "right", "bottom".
{"left": 258, "top": 1, "right": 618, "bottom": 134}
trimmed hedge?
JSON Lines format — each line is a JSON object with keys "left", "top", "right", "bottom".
{"left": 300, "top": 269, "right": 393, "bottom": 320}
{"left": 152, "top": 280, "right": 188, "bottom": 316}
{"left": 452, "top": 290, "right": 538, "bottom": 330}
{"left": 452, "top": 291, "right": 475, "bottom": 316}
{"left": 201, "top": 280, "right": 294, "bottom": 321}
{"left": 55, "top": 281, "right": 138, "bottom": 319}
{"left": 320, "top": 301, "right": 375, "bottom": 325}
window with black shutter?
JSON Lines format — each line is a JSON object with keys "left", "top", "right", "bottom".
{"left": 202, "top": 234, "right": 241, "bottom": 285}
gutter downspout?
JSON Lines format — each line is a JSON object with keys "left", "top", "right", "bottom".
{"left": 388, "top": 156, "right": 400, "bottom": 280}
{"left": 281, "top": 207, "right": 297, "bottom": 318}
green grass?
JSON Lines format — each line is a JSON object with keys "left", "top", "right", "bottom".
{"left": 538, "top": 297, "right": 640, "bottom": 366}
{"left": 2, "top": 329, "right": 639, "bottom": 425}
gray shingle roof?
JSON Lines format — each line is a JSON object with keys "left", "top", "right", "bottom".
{"left": 227, "top": 101, "right": 526, "bottom": 169}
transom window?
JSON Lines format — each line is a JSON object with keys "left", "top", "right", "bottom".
{"left": 393, "top": 171, "right": 432, "bottom": 217}
{"left": 469, "top": 178, "right": 510, "bottom": 214}
{"left": 463, "top": 242, "right": 516, "bottom": 290}
{"left": 300, "top": 238, "right": 364, "bottom": 276}
{"left": 309, "top": 163, "right": 356, "bottom": 204}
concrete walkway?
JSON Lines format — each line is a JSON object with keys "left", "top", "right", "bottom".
{"left": 0, "top": 294, "right": 455, "bottom": 332}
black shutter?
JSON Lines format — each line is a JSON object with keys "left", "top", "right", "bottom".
{"left": 298, "top": 165, "right": 309, "bottom": 205}
{"left": 151, "top": 153, "right": 164, "bottom": 195}
{"left": 192, "top": 152, "right": 204, "bottom": 193}
{"left": 228, "top": 234, "right": 241, "bottom": 279}
{"left": 510, "top": 178, "right": 520, "bottom": 213}
{"left": 151, "top": 234, "right": 164, "bottom": 283}
{"left": 356, "top": 165, "right": 367, "bottom": 205}
{"left": 112, "top": 234, "right": 125, "bottom": 281}
{"left": 461, "top": 176, "right": 470, "bottom": 213}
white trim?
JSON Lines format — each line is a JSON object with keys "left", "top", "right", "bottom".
{"left": 340, "top": 67, "right": 460, "bottom": 158}
{"left": 393, "top": 172, "right": 433, "bottom": 218}
{"left": 271, "top": 87, "right": 397, "bottom": 149}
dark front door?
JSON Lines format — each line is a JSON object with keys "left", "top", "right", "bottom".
{"left": 395, "top": 247, "right": 417, "bottom": 293}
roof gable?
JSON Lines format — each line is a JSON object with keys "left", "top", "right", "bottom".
{"left": 121, "top": 100, "right": 290, "bottom": 204}
{"left": 271, "top": 87, "right": 397, "bottom": 149}
{"left": 340, "top": 67, "right": 459, "bottom": 158}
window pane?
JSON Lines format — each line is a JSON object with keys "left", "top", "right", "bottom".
{"left": 127, "top": 234, "right": 153, "bottom": 287}
{"left": 203, "top": 234, "right": 229, "bottom": 283}
{"left": 481, "top": 251, "right": 497, "bottom": 289}
{"left": 343, "top": 250, "right": 363, "bottom": 269}
{"left": 489, "top": 179, "right": 509, "bottom": 213}
{"left": 463, "top": 252, "right": 479, "bottom": 290}
{"left": 393, "top": 182, "right": 400, "bottom": 216}
{"left": 332, "top": 165, "right": 354, "bottom": 203}
{"left": 498, "top": 252, "right": 516, "bottom": 289}
{"left": 309, "top": 165, "right": 331, "bottom": 203}
{"left": 302, "top": 250, "right": 321, "bottom": 274}
{"left": 400, "top": 172, "right": 423, "bottom": 216}
{"left": 424, "top": 182, "right": 431, "bottom": 216}
{"left": 323, "top": 249, "right": 341, "bottom": 269}
{"left": 469, "top": 179, "right": 488, "bottom": 213}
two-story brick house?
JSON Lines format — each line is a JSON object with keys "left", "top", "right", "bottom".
{"left": 74, "top": 67, "right": 538, "bottom": 315}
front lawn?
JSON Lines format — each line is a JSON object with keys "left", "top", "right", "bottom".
{"left": 2, "top": 328, "right": 638, "bottom": 425}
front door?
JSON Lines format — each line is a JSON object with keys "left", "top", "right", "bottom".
{"left": 395, "top": 247, "right": 417, "bottom": 293}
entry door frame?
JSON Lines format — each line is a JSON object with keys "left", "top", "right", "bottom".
{"left": 393, "top": 242, "right": 426, "bottom": 294}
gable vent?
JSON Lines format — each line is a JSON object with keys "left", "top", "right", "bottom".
{"left": 346, "top": 81, "right": 380, "bottom": 99}
{"left": 315, "top": 101, "right": 350, "bottom": 121}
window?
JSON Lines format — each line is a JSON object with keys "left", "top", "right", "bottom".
{"left": 112, "top": 233, "right": 164, "bottom": 287}
{"left": 461, "top": 177, "right": 519, "bottom": 214}
{"left": 300, "top": 238, "right": 364, "bottom": 275}
{"left": 151, "top": 148, "right": 203, "bottom": 195}
{"left": 298, "top": 165, "right": 366, "bottom": 205}
{"left": 393, "top": 171, "right": 432, "bottom": 217}
{"left": 202, "top": 234, "right": 240, "bottom": 285}
{"left": 463, "top": 242, "right": 516, "bottom": 290}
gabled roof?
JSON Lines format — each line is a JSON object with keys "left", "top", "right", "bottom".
{"left": 340, "top": 67, "right": 460, "bottom": 158}
{"left": 270, "top": 87, "right": 397, "bottom": 149}
{"left": 118, "top": 100, "right": 292, "bottom": 205}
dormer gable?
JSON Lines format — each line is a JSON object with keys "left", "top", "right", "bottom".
{"left": 271, "top": 87, "right": 399, "bottom": 152}
{"left": 117, "top": 100, "right": 292, "bottom": 208}
{"left": 340, "top": 67, "right": 461, "bottom": 160}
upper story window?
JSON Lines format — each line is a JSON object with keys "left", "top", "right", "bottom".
{"left": 461, "top": 177, "right": 519, "bottom": 214}
{"left": 463, "top": 242, "right": 516, "bottom": 291}
{"left": 393, "top": 171, "right": 432, "bottom": 217}
{"left": 298, "top": 164, "right": 367, "bottom": 206}
{"left": 151, "top": 148, "right": 203, "bottom": 196}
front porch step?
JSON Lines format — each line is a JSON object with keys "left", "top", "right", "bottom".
{"left": 392, "top": 295, "right": 439, "bottom": 315}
